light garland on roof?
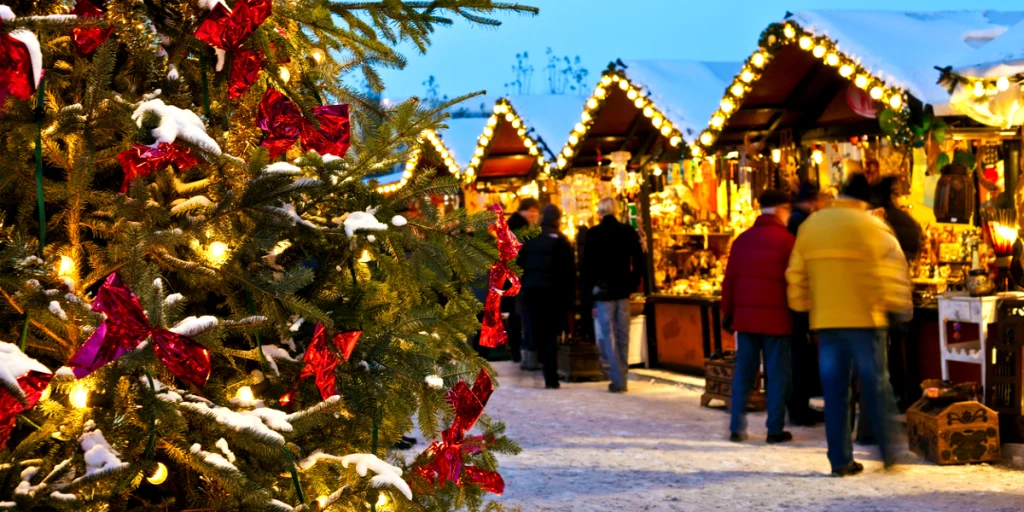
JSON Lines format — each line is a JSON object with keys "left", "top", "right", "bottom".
{"left": 694, "top": 20, "right": 910, "bottom": 156}
{"left": 557, "top": 72, "right": 685, "bottom": 175}
{"left": 464, "top": 99, "right": 553, "bottom": 184}
{"left": 936, "top": 66, "right": 1024, "bottom": 99}
{"left": 376, "top": 130, "right": 460, "bottom": 194}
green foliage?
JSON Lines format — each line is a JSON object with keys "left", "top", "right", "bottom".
{"left": 0, "top": 0, "right": 534, "bottom": 510}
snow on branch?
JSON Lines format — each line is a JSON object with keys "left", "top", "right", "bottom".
{"left": 341, "top": 454, "right": 412, "bottom": 500}
{"left": 0, "top": 341, "right": 52, "bottom": 405}
{"left": 190, "top": 443, "right": 239, "bottom": 472}
{"left": 343, "top": 208, "right": 388, "bottom": 237}
{"left": 179, "top": 401, "right": 292, "bottom": 445}
{"left": 169, "top": 315, "right": 218, "bottom": 336}
{"left": 285, "top": 395, "right": 341, "bottom": 425}
{"left": 264, "top": 162, "right": 302, "bottom": 175}
{"left": 79, "top": 429, "right": 128, "bottom": 477}
{"left": 170, "top": 195, "right": 213, "bottom": 214}
{"left": 260, "top": 344, "right": 295, "bottom": 376}
{"left": 132, "top": 98, "right": 222, "bottom": 155}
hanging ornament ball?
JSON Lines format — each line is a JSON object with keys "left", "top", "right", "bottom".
{"left": 147, "top": 462, "right": 168, "bottom": 485}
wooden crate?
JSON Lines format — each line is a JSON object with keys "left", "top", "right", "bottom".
{"left": 987, "top": 302, "right": 1024, "bottom": 442}
{"left": 557, "top": 343, "right": 605, "bottom": 382}
{"left": 700, "top": 357, "right": 766, "bottom": 411}
{"left": 906, "top": 399, "right": 1000, "bottom": 465}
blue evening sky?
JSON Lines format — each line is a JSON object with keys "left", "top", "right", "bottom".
{"left": 377, "top": 0, "right": 1024, "bottom": 102}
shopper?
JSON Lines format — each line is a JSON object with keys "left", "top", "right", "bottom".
{"left": 787, "top": 174, "right": 912, "bottom": 477}
{"left": 722, "top": 189, "right": 796, "bottom": 444}
{"left": 506, "top": 198, "right": 540, "bottom": 366}
{"left": 519, "top": 204, "right": 576, "bottom": 389}
{"left": 787, "top": 182, "right": 825, "bottom": 426}
{"left": 581, "top": 198, "right": 646, "bottom": 393}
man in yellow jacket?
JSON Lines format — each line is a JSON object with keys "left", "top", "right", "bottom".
{"left": 786, "top": 174, "right": 912, "bottom": 477}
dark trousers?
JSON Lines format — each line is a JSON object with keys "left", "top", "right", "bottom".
{"left": 819, "top": 329, "right": 896, "bottom": 471}
{"left": 887, "top": 322, "right": 909, "bottom": 410}
{"left": 787, "top": 313, "right": 818, "bottom": 420}
{"left": 523, "top": 288, "right": 563, "bottom": 387}
{"left": 730, "top": 333, "right": 791, "bottom": 435}
{"left": 506, "top": 311, "right": 523, "bottom": 362}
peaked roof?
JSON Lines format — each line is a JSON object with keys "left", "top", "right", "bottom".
{"left": 503, "top": 95, "right": 583, "bottom": 161}
{"left": 440, "top": 117, "right": 490, "bottom": 170}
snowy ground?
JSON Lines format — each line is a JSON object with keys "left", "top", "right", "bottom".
{"left": 485, "top": 362, "right": 1024, "bottom": 512}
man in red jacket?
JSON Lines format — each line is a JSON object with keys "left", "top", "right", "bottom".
{"left": 721, "top": 189, "right": 796, "bottom": 444}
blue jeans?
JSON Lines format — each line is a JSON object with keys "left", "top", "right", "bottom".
{"left": 730, "top": 333, "right": 791, "bottom": 435}
{"left": 594, "top": 299, "right": 631, "bottom": 389}
{"left": 819, "top": 329, "right": 896, "bottom": 471}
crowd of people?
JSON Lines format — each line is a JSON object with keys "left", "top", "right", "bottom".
{"left": 499, "top": 197, "right": 647, "bottom": 391}
{"left": 721, "top": 173, "right": 918, "bottom": 477}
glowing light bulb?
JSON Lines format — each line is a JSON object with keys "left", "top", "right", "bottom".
{"left": 869, "top": 87, "right": 883, "bottom": 100}
{"left": 147, "top": 462, "right": 168, "bottom": 485}
{"left": 669, "top": 136, "right": 681, "bottom": 147}
{"left": 618, "top": 79, "right": 629, "bottom": 91}
{"left": 69, "top": 383, "right": 89, "bottom": 409}
{"left": 741, "top": 69, "right": 755, "bottom": 83}
{"left": 511, "top": 119, "right": 521, "bottom": 129}
{"left": 207, "top": 241, "right": 229, "bottom": 266}
{"left": 529, "top": 146, "right": 539, "bottom": 155}
{"left": 812, "top": 149, "right": 824, "bottom": 165}
{"left": 562, "top": 147, "right": 573, "bottom": 157}
{"left": 855, "top": 75, "right": 869, "bottom": 89}
{"left": 839, "top": 64, "right": 854, "bottom": 78}
{"left": 660, "top": 125, "right": 671, "bottom": 136}
{"left": 771, "top": 148, "right": 781, "bottom": 164}
{"left": 600, "top": 75, "right": 612, "bottom": 86}
{"left": 359, "top": 249, "right": 373, "bottom": 263}
{"left": 643, "top": 106, "right": 654, "bottom": 117}
{"left": 557, "top": 156, "right": 567, "bottom": 168}
{"left": 402, "top": 171, "right": 413, "bottom": 179}
{"left": 812, "top": 46, "right": 826, "bottom": 59}
{"left": 594, "top": 87, "right": 606, "bottom": 99}
{"left": 57, "top": 256, "right": 75, "bottom": 278}
{"left": 699, "top": 132, "right": 713, "bottom": 145}
{"left": 492, "top": 104, "right": 502, "bottom": 114}
{"left": 690, "top": 146, "right": 702, "bottom": 157}
{"left": 278, "top": 67, "right": 290, "bottom": 83}
{"left": 574, "top": 123, "right": 585, "bottom": 133}
{"left": 730, "top": 84, "right": 744, "bottom": 97}
{"left": 751, "top": 52, "right": 766, "bottom": 68}
{"left": 376, "top": 493, "right": 389, "bottom": 508}
{"left": 581, "top": 111, "right": 592, "bottom": 122}
{"left": 784, "top": 24, "right": 796, "bottom": 38}
{"left": 974, "top": 81, "right": 986, "bottom": 97}
{"left": 474, "top": 147, "right": 484, "bottom": 157}
{"left": 634, "top": 97, "right": 645, "bottom": 108}
{"left": 500, "top": 104, "right": 509, "bottom": 114}
{"left": 826, "top": 53, "right": 839, "bottom": 66}
{"left": 517, "top": 128, "right": 526, "bottom": 137}
{"left": 799, "top": 36, "right": 812, "bottom": 50}
{"left": 889, "top": 94, "right": 903, "bottom": 109}
{"left": 653, "top": 166, "right": 663, "bottom": 176}
{"left": 236, "top": 386, "right": 255, "bottom": 403}
{"left": 317, "top": 495, "right": 329, "bottom": 508}
{"left": 720, "top": 98, "right": 735, "bottom": 113}
{"left": 449, "top": 165, "right": 459, "bottom": 174}
{"left": 652, "top": 115, "right": 663, "bottom": 128}
{"left": 487, "top": 116, "right": 497, "bottom": 127}
{"left": 483, "top": 127, "right": 493, "bottom": 137}
{"left": 568, "top": 134, "right": 579, "bottom": 145}
{"left": 711, "top": 115, "right": 724, "bottom": 128}
{"left": 478, "top": 136, "right": 489, "bottom": 146}
{"left": 504, "top": 113, "right": 514, "bottom": 122}
{"left": 309, "top": 48, "right": 325, "bottom": 64}
{"left": 997, "top": 76, "right": 1011, "bottom": 91}
{"left": 626, "top": 89, "right": 638, "bottom": 100}
{"left": 587, "top": 98, "right": 599, "bottom": 109}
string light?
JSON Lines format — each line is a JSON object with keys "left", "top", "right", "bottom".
{"left": 278, "top": 67, "right": 291, "bottom": 83}
{"left": 784, "top": 24, "right": 797, "bottom": 38}
{"left": 236, "top": 386, "right": 255, "bottom": 403}
{"left": 463, "top": 99, "right": 553, "bottom": 185}
{"left": 309, "top": 48, "right": 325, "bottom": 64}
{"left": 825, "top": 53, "right": 839, "bottom": 66}
{"left": 811, "top": 149, "right": 824, "bottom": 165}
{"left": 855, "top": 75, "right": 869, "bottom": 89}
{"left": 839, "top": 64, "right": 854, "bottom": 78}
{"left": 587, "top": 98, "right": 598, "bottom": 109}
{"left": 69, "top": 383, "right": 89, "bottom": 409}
{"left": 997, "top": 77, "right": 1010, "bottom": 91}
{"left": 771, "top": 148, "right": 782, "bottom": 163}
{"left": 730, "top": 84, "right": 744, "bottom": 97}
{"left": 974, "top": 81, "right": 986, "bottom": 97}
{"left": 57, "top": 256, "right": 75, "bottom": 278}
{"left": 376, "top": 493, "right": 390, "bottom": 508}
{"left": 812, "top": 45, "right": 826, "bottom": 58}
{"left": 147, "top": 462, "right": 168, "bottom": 485}
{"left": 869, "top": 87, "right": 883, "bottom": 100}
{"left": 889, "top": 95, "right": 903, "bottom": 109}
{"left": 741, "top": 69, "right": 755, "bottom": 83}
{"left": 751, "top": 52, "right": 766, "bottom": 68}
{"left": 206, "top": 241, "right": 229, "bottom": 266}
{"left": 799, "top": 36, "right": 812, "bottom": 50}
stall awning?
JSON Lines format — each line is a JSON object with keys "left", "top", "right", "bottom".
{"left": 943, "top": 18, "right": 1024, "bottom": 128}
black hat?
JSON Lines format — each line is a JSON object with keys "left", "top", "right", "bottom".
{"left": 795, "top": 181, "right": 820, "bottom": 202}
{"left": 758, "top": 189, "right": 792, "bottom": 209}
{"left": 843, "top": 173, "right": 872, "bottom": 202}
{"left": 518, "top": 198, "right": 541, "bottom": 212}
{"left": 541, "top": 204, "right": 562, "bottom": 227}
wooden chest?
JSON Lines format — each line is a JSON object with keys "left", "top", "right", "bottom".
{"left": 906, "top": 399, "right": 1000, "bottom": 465}
{"left": 700, "top": 357, "right": 766, "bottom": 411}
{"left": 557, "top": 343, "right": 605, "bottom": 382}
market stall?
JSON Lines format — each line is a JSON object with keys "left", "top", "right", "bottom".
{"left": 371, "top": 126, "right": 466, "bottom": 215}
{"left": 461, "top": 96, "right": 576, "bottom": 214}
{"left": 554, "top": 59, "right": 741, "bottom": 371}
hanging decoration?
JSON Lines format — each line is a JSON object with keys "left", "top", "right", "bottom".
{"left": 0, "top": 14, "right": 42, "bottom": 104}
{"left": 71, "top": 0, "right": 114, "bottom": 55}
{"left": 116, "top": 143, "right": 201, "bottom": 192}
{"left": 464, "top": 99, "right": 552, "bottom": 183}
{"left": 280, "top": 323, "right": 360, "bottom": 404}
{"left": 940, "top": 65, "right": 1024, "bottom": 129}
{"left": 194, "top": 0, "right": 272, "bottom": 98}
{"left": 479, "top": 204, "right": 522, "bottom": 348}
{"left": 256, "top": 89, "right": 351, "bottom": 159}
{"left": 67, "top": 274, "right": 212, "bottom": 389}
{"left": 0, "top": 342, "right": 53, "bottom": 449}
{"left": 412, "top": 370, "right": 504, "bottom": 495}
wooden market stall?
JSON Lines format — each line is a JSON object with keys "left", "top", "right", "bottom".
{"left": 461, "top": 96, "right": 577, "bottom": 214}
{"left": 554, "top": 59, "right": 742, "bottom": 372}
{"left": 371, "top": 126, "right": 467, "bottom": 215}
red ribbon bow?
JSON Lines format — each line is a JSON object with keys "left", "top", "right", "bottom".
{"left": 116, "top": 142, "right": 201, "bottom": 193}
{"left": 256, "top": 89, "right": 351, "bottom": 160}
{"left": 281, "top": 323, "right": 361, "bottom": 404}
{"left": 67, "top": 274, "right": 211, "bottom": 388}
{"left": 195, "top": 0, "right": 272, "bottom": 99}
{"left": 413, "top": 370, "right": 504, "bottom": 495}
{"left": 0, "top": 356, "right": 53, "bottom": 450}
{"left": 0, "top": 20, "right": 41, "bottom": 103}
{"left": 479, "top": 204, "right": 523, "bottom": 348}
{"left": 71, "top": 0, "right": 114, "bottom": 55}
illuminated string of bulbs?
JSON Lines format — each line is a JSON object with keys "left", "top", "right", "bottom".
{"left": 695, "top": 20, "right": 908, "bottom": 156}
{"left": 556, "top": 73, "right": 684, "bottom": 174}
{"left": 938, "top": 69, "right": 1024, "bottom": 100}
{"left": 465, "top": 99, "right": 553, "bottom": 183}
{"left": 376, "top": 130, "right": 460, "bottom": 194}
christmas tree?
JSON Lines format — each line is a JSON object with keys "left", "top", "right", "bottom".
{"left": 0, "top": 0, "right": 535, "bottom": 510}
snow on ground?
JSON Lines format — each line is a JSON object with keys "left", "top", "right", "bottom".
{"left": 485, "top": 361, "right": 1024, "bottom": 512}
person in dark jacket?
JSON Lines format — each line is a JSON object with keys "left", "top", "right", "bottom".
{"left": 519, "top": 204, "right": 576, "bottom": 389}
{"left": 581, "top": 198, "right": 646, "bottom": 393}
{"left": 504, "top": 198, "right": 540, "bottom": 365}
{"left": 787, "top": 182, "right": 825, "bottom": 426}
{"left": 722, "top": 189, "right": 795, "bottom": 444}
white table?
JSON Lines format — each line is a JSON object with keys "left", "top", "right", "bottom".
{"left": 937, "top": 296, "right": 999, "bottom": 402}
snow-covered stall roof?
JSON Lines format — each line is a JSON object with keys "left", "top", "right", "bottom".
{"left": 440, "top": 116, "right": 489, "bottom": 169}
{"left": 787, "top": 10, "right": 1024, "bottom": 106}
{"left": 618, "top": 60, "right": 741, "bottom": 144}
{"left": 503, "top": 95, "right": 585, "bottom": 160}
{"left": 952, "top": 19, "right": 1024, "bottom": 78}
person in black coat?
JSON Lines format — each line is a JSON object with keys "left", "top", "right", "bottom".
{"left": 787, "top": 182, "right": 824, "bottom": 426}
{"left": 519, "top": 204, "right": 576, "bottom": 388}
{"left": 504, "top": 198, "right": 539, "bottom": 365}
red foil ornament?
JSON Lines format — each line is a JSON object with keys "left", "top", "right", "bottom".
{"left": 413, "top": 370, "right": 504, "bottom": 495}
{"left": 116, "top": 142, "right": 200, "bottom": 192}
{"left": 0, "top": 21, "right": 41, "bottom": 102}
{"left": 228, "top": 48, "right": 264, "bottom": 99}
{"left": 67, "top": 274, "right": 212, "bottom": 388}
{"left": 282, "top": 323, "right": 361, "bottom": 402}
{"left": 256, "top": 89, "right": 350, "bottom": 159}
{"left": 479, "top": 205, "right": 523, "bottom": 348}
{"left": 71, "top": 0, "right": 114, "bottom": 55}
{"left": 0, "top": 368, "right": 53, "bottom": 450}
